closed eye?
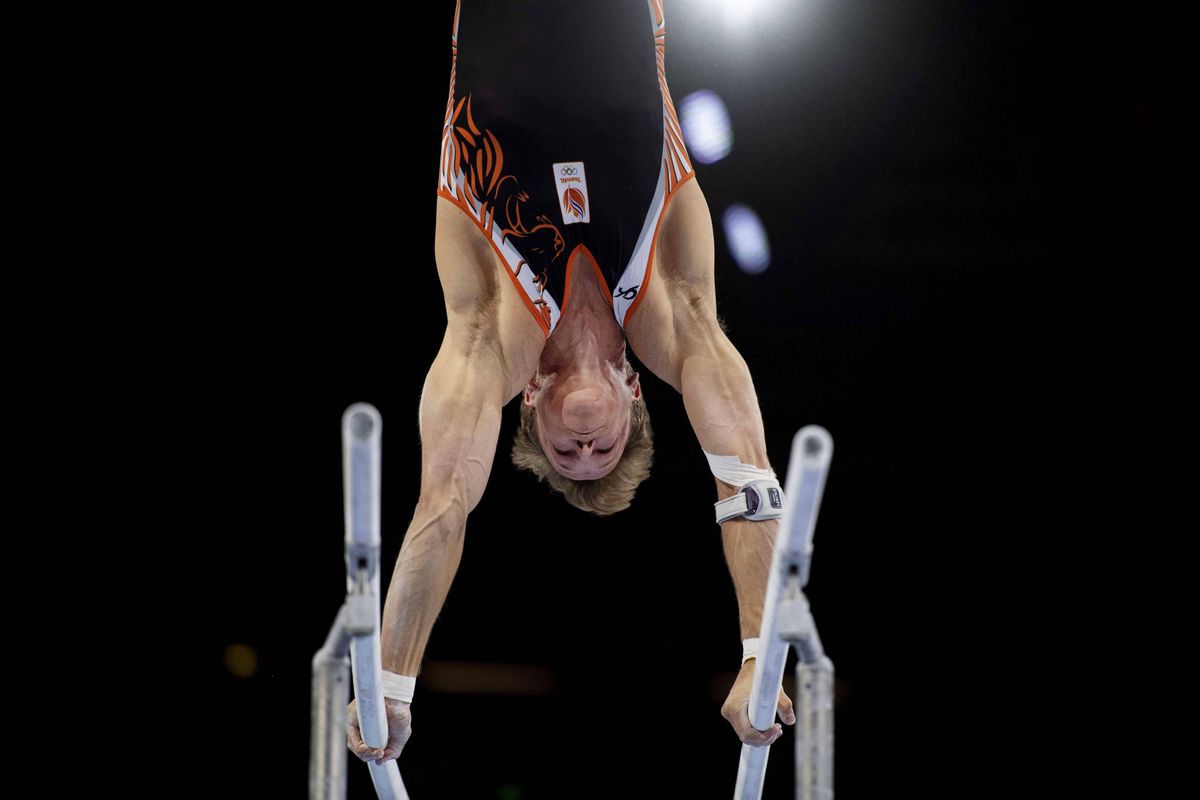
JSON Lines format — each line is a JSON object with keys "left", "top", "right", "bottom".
{"left": 554, "top": 445, "right": 615, "bottom": 457}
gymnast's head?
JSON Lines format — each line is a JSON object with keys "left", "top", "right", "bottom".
{"left": 512, "top": 354, "right": 653, "bottom": 515}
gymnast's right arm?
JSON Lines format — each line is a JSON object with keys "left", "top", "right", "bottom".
{"left": 345, "top": 314, "right": 509, "bottom": 764}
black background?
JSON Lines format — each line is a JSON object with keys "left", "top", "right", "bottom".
{"left": 168, "top": 1, "right": 1106, "bottom": 796}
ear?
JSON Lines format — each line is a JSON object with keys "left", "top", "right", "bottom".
{"left": 524, "top": 378, "right": 539, "bottom": 407}
{"left": 627, "top": 370, "right": 641, "bottom": 401}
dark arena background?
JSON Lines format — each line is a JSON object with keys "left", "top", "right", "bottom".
{"left": 181, "top": 1, "right": 1084, "bottom": 796}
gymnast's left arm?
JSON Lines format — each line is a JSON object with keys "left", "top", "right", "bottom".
{"left": 675, "top": 317, "right": 797, "bottom": 747}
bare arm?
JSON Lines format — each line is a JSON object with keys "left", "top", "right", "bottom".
{"left": 628, "top": 179, "right": 792, "bottom": 744}
{"left": 347, "top": 202, "right": 541, "bottom": 764}
{"left": 348, "top": 319, "right": 509, "bottom": 764}
{"left": 629, "top": 177, "right": 778, "bottom": 639}
{"left": 379, "top": 321, "right": 509, "bottom": 677}
{"left": 678, "top": 315, "right": 795, "bottom": 743}
{"left": 676, "top": 318, "right": 778, "bottom": 640}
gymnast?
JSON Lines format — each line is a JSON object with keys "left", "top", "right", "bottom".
{"left": 347, "top": 0, "right": 794, "bottom": 764}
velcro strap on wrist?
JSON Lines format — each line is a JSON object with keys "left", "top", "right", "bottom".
{"left": 714, "top": 478, "right": 785, "bottom": 524}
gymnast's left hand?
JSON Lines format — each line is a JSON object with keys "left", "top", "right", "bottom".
{"left": 720, "top": 658, "right": 795, "bottom": 747}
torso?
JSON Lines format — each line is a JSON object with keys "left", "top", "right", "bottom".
{"left": 436, "top": 0, "right": 696, "bottom": 346}
{"left": 434, "top": 0, "right": 709, "bottom": 401}
{"left": 436, "top": 170, "right": 706, "bottom": 404}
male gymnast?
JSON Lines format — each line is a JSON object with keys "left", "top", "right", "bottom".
{"left": 347, "top": 0, "right": 795, "bottom": 764}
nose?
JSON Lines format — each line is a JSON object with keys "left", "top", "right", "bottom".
{"left": 562, "top": 388, "right": 605, "bottom": 434}
{"left": 574, "top": 438, "right": 596, "bottom": 455}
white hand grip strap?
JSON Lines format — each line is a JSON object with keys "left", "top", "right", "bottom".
{"left": 741, "top": 637, "right": 760, "bottom": 666}
{"left": 381, "top": 670, "right": 416, "bottom": 703}
{"left": 714, "top": 478, "right": 786, "bottom": 524}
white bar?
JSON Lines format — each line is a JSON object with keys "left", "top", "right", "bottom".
{"left": 795, "top": 657, "right": 835, "bottom": 800}
{"left": 310, "top": 605, "right": 353, "bottom": 800}
{"left": 342, "top": 404, "right": 410, "bottom": 800}
{"left": 343, "top": 402, "right": 382, "bottom": 578}
{"left": 734, "top": 426, "right": 834, "bottom": 800}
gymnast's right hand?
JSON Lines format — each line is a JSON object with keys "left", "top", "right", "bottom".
{"left": 346, "top": 697, "right": 413, "bottom": 763}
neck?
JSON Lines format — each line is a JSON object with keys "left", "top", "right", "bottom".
{"left": 539, "top": 255, "right": 626, "bottom": 375}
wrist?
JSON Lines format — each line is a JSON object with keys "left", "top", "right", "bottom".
{"left": 381, "top": 669, "right": 417, "bottom": 702}
{"left": 741, "top": 637, "right": 760, "bottom": 666}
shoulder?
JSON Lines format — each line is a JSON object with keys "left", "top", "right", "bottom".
{"left": 623, "top": 178, "right": 722, "bottom": 392}
{"left": 435, "top": 197, "right": 546, "bottom": 403}
{"left": 435, "top": 195, "right": 504, "bottom": 316}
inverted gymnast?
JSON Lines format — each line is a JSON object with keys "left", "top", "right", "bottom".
{"left": 347, "top": 0, "right": 795, "bottom": 765}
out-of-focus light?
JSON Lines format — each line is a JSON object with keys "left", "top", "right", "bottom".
{"left": 224, "top": 643, "right": 259, "bottom": 678}
{"left": 679, "top": 90, "right": 732, "bottom": 165}
{"left": 720, "top": 0, "right": 770, "bottom": 27}
{"left": 722, "top": 204, "right": 771, "bottom": 274}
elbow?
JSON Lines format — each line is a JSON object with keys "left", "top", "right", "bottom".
{"left": 676, "top": 313, "right": 740, "bottom": 376}
{"left": 412, "top": 481, "right": 471, "bottom": 537}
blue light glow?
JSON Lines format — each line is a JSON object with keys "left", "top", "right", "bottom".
{"left": 722, "top": 204, "right": 771, "bottom": 274}
{"left": 680, "top": 90, "right": 733, "bottom": 165}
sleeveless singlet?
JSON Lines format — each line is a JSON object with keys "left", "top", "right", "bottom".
{"left": 436, "top": 0, "right": 696, "bottom": 338}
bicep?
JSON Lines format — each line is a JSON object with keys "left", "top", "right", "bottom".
{"left": 417, "top": 324, "right": 508, "bottom": 516}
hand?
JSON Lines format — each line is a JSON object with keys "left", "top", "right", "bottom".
{"left": 346, "top": 697, "right": 413, "bottom": 764}
{"left": 721, "top": 659, "right": 796, "bottom": 747}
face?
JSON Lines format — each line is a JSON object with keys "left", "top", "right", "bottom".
{"left": 524, "top": 362, "right": 642, "bottom": 480}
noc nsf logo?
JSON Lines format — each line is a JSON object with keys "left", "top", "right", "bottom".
{"left": 553, "top": 161, "right": 590, "bottom": 224}
{"left": 563, "top": 187, "right": 586, "bottom": 219}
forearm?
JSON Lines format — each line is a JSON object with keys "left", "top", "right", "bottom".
{"left": 720, "top": 506, "right": 779, "bottom": 640}
{"left": 679, "top": 324, "right": 779, "bottom": 640}
{"left": 379, "top": 329, "right": 504, "bottom": 677}
{"left": 379, "top": 499, "right": 468, "bottom": 677}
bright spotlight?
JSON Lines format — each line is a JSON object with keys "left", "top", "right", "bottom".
{"left": 720, "top": 0, "right": 770, "bottom": 27}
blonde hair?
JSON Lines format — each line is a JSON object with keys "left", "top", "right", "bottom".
{"left": 511, "top": 359, "right": 654, "bottom": 516}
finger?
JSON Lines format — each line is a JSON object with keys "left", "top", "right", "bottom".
{"left": 737, "top": 707, "right": 783, "bottom": 747}
{"left": 742, "top": 725, "right": 783, "bottom": 747}
{"left": 347, "top": 722, "right": 385, "bottom": 761}
{"left": 347, "top": 722, "right": 366, "bottom": 750}
{"left": 778, "top": 689, "right": 797, "bottom": 725}
{"left": 378, "top": 729, "right": 413, "bottom": 763}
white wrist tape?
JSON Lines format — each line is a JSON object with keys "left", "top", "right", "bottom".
{"left": 381, "top": 670, "right": 416, "bottom": 703}
{"left": 703, "top": 451, "right": 778, "bottom": 487}
{"left": 741, "top": 637, "right": 760, "bottom": 666}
